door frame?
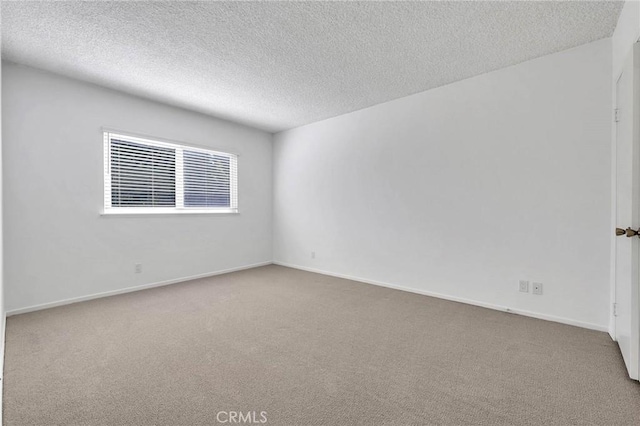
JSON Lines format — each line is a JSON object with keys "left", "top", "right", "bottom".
{"left": 610, "top": 71, "right": 622, "bottom": 341}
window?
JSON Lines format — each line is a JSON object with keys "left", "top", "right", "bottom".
{"left": 103, "top": 132, "right": 238, "bottom": 214}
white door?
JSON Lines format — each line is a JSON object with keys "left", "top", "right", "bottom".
{"left": 614, "top": 43, "right": 640, "bottom": 381}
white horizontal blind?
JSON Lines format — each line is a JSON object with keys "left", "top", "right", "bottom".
{"left": 104, "top": 132, "right": 238, "bottom": 213}
{"left": 110, "top": 139, "right": 176, "bottom": 207}
{"left": 184, "top": 149, "right": 237, "bottom": 208}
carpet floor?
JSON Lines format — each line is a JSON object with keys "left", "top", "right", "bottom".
{"left": 4, "top": 265, "right": 640, "bottom": 425}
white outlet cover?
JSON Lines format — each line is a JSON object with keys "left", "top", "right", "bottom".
{"left": 519, "top": 280, "right": 529, "bottom": 293}
{"left": 532, "top": 282, "right": 543, "bottom": 295}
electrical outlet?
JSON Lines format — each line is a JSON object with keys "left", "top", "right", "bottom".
{"left": 135, "top": 263, "right": 142, "bottom": 274}
{"left": 519, "top": 280, "right": 529, "bottom": 293}
{"left": 532, "top": 282, "right": 543, "bottom": 295}
{"left": 311, "top": 251, "right": 316, "bottom": 259}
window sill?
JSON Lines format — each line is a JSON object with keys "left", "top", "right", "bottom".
{"left": 101, "top": 209, "right": 239, "bottom": 217}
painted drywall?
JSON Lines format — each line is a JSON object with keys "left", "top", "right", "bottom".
{"left": 273, "top": 39, "right": 612, "bottom": 331}
{"left": 613, "top": 0, "right": 640, "bottom": 79}
{"left": 2, "top": 62, "right": 273, "bottom": 312}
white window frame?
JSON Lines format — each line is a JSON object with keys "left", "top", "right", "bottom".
{"left": 103, "top": 131, "right": 238, "bottom": 215}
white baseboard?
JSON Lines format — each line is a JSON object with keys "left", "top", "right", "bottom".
{"left": 273, "top": 261, "right": 608, "bottom": 333}
{"left": 6, "top": 259, "right": 609, "bottom": 333}
{"left": 6, "top": 261, "right": 273, "bottom": 317}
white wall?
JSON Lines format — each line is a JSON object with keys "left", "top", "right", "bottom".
{"left": 613, "top": 0, "right": 640, "bottom": 79}
{"left": 274, "top": 39, "right": 612, "bottom": 331}
{"left": 2, "top": 62, "right": 273, "bottom": 313}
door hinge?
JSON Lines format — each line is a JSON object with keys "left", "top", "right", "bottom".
{"left": 615, "top": 108, "right": 620, "bottom": 123}
{"left": 613, "top": 302, "right": 618, "bottom": 317}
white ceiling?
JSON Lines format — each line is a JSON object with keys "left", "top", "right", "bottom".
{"left": 1, "top": 1, "right": 624, "bottom": 133}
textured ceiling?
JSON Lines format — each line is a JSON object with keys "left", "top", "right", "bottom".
{"left": 1, "top": 1, "right": 624, "bottom": 132}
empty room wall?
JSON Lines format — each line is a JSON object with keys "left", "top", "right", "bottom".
{"left": 2, "top": 62, "right": 273, "bottom": 313}
{"left": 273, "top": 39, "right": 612, "bottom": 330}
{"left": 613, "top": 0, "right": 640, "bottom": 78}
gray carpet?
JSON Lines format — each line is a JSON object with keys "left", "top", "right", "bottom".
{"left": 4, "top": 265, "right": 640, "bottom": 425}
